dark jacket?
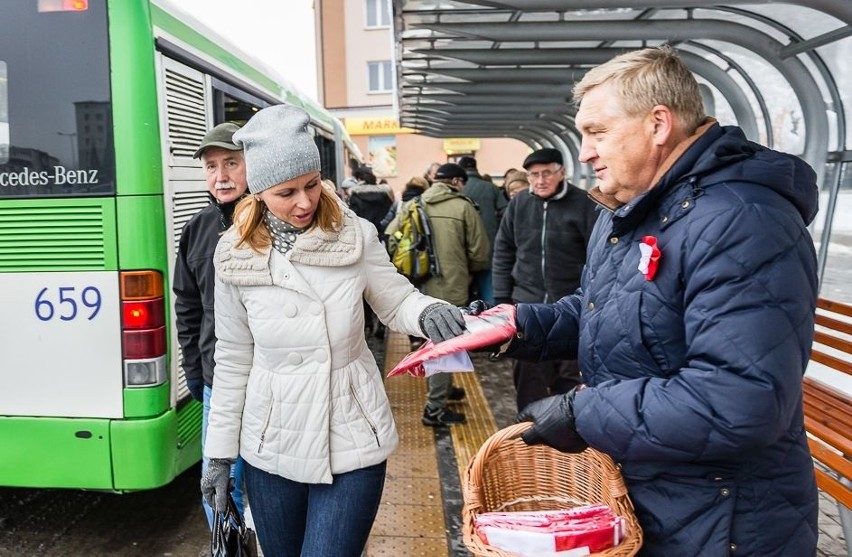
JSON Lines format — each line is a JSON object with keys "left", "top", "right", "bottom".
{"left": 379, "top": 185, "right": 425, "bottom": 233}
{"left": 348, "top": 183, "right": 394, "bottom": 234}
{"left": 508, "top": 123, "right": 819, "bottom": 556}
{"left": 173, "top": 196, "right": 237, "bottom": 391}
{"left": 492, "top": 183, "right": 597, "bottom": 304}
{"left": 463, "top": 170, "right": 507, "bottom": 259}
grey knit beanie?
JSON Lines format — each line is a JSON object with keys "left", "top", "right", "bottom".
{"left": 232, "top": 104, "right": 321, "bottom": 194}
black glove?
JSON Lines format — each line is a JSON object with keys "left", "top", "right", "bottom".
{"left": 516, "top": 388, "right": 588, "bottom": 453}
{"left": 462, "top": 300, "right": 512, "bottom": 358}
{"left": 462, "top": 299, "right": 491, "bottom": 316}
{"left": 186, "top": 376, "right": 204, "bottom": 402}
{"left": 419, "top": 303, "right": 465, "bottom": 344}
{"left": 201, "top": 458, "right": 233, "bottom": 512}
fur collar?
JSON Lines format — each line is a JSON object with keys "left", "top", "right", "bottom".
{"left": 215, "top": 209, "right": 364, "bottom": 286}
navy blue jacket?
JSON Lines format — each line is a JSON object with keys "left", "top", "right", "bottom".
{"left": 508, "top": 123, "right": 819, "bottom": 556}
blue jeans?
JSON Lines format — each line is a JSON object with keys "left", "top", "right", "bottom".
{"left": 243, "top": 459, "right": 387, "bottom": 557}
{"left": 202, "top": 385, "right": 245, "bottom": 529}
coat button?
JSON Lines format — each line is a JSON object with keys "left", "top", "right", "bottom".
{"left": 284, "top": 303, "right": 298, "bottom": 318}
{"left": 681, "top": 200, "right": 690, "bottom": 209}
{"left": 609, "top": 236, "right": 618, "bottom": 244}
{"left": 660, "top": 215, "right": 668, "bottom": 223}
{"left": 314, "top": 349, "right": 328, "bottom": 363}
{"left": 729, "top": 542, "right": 737, "bottom": 552}
{"left": 287, "top": 352, "right": 302, "bottom": 365}
{"left": 283, "top": 273, "right": 290, "bottom": 280}
{"left": 588, "top": 302, "right": 595, "bottom": 310}
{"left": 720, "top": 488, "right": 730, "bottom": 497}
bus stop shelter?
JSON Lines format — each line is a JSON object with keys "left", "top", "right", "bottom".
{"left": 391, "top": 0, "right": 852, "bottom": 300}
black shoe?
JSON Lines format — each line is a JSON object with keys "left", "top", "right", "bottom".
{"left": 422, "top": 407, "right": 466, "bottom": 426}
{"left": 448, "top": 386, "right": 466, "bottom": 402}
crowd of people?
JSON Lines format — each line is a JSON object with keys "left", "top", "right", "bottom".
{"left": 175, "top": 45, "right": 820, "bottom": 556}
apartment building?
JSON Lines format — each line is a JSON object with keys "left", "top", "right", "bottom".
{"left": 315, "top": 0, "right": 529, "bottom": 191}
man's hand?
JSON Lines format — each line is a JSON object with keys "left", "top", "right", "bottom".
{"left": 517, "top": 388, "right": 588, "bottom": 453}
{"left": 200, "top": 458, "right": 233, "bottom": 513}
{"left": 462, "top": 299, "right": 491, "bottom": 316}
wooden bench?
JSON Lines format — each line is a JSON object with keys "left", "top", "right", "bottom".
{"left": 803, "top": 297, "right": 852, "bottom": 549}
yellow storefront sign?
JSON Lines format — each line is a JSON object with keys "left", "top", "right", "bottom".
{"left": 443, "top": 138, "right": 481, "bottom": 154}
{"left": 345, "top": 117, "right": 414, "bottom": 135}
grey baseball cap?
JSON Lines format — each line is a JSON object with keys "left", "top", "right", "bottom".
{"left": 193, "top": 122, "right": 242, "bottom": 159}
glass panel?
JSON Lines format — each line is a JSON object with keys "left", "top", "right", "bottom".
{"left": 815, "top": 161, "right": 852, "bottom": 303}
{"left": 698, "top": 39, "right": 805, "bottom": 155}
{"left": 380, "top": 0, "right": 391, "bottom": 27}
{"left": 816, "top": 38, "right": 852, "bottom": 150}
{"left": 0, "top": 0, "right": 113, "bottom": 198}
{"left": 368, "top": 62, "right": 380, "bottom": 92}
{"left": 0, "top": 61, "right": 7, "bottom": 164}
{"left": 382, "top": 61, "right": 393, "bottom": 91}
{"left": 366, "top": 0, "right": 378, "bottom": 27}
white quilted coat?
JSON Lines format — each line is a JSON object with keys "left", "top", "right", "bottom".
{"left": 205, "top": 210, "right": 439, "bottom": 484}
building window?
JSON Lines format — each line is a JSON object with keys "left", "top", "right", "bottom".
{"left": 368, "top": 61, "right": 393, "bottom": 93}
{"left": 366, "top": 0, "right": 390, "bottom": 28}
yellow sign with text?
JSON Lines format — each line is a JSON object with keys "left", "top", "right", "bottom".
{"left": 345, "top": 117, "right": 414, "bottom": 135}
{"left": 443, "top": 138, "right": 481, "bottom": 154}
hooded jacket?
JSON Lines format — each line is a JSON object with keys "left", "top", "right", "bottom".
{"left": 463, "top": 170, "right": 508, "bottom": 260}
{"left": 508, "top": 123, "right": 819, "bottom": 555}
{"left": 347, "top": 183, "right": 394, "bottom": 234}
{"left": 386, "top": 181, "right": 490, "bottom": 305}
{"left": 205, "top": 208, "right": 440, "bottom": 484}
{"left": 492, "top": 182, "right": 598, "bottom": 304}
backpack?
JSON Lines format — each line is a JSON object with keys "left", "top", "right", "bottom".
{"left": 389, "top": 197, "right": 440, "bottom": 284}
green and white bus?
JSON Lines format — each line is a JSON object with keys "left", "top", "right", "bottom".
{"left": 0, "top": 0, "right": 359, "bottom": 491}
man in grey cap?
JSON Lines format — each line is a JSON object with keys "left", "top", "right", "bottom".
{"left": 173, "top": 122, "right": 248, "bottom": 529}
{"left": 492, "top": 148, "right": 598, "bottom": 411}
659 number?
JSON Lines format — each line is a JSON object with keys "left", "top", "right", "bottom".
{"left": 35, "top": 286, "right": 102, "bottom": 321}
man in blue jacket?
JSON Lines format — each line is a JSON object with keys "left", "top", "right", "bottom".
{"left": 507, "top": 46, "right": 819, "bottom": 555}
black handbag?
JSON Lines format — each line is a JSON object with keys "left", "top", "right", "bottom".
{"left": 211, "top": 491, "right": 258, "bottom": 557}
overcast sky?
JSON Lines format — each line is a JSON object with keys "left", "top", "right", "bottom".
{"left": 174, "top": 0, "right": 319, "bottom": 101}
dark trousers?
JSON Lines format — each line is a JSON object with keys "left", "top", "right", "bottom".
{"left": 243, "top": 460, "right": 386, "bottom": 557}
{"left": 513, "top": 359, "right": 582, "bottom": 412}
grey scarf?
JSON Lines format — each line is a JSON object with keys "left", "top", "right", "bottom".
{"left": 264, "top": 210, "right": 306, "bottom": 256}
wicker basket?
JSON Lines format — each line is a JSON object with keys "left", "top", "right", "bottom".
{"left": 462, "top": 422, "right": 643, "bottom": 557}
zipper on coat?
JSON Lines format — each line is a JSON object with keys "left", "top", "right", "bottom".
{"left": 350, "top": 384, "right": 381, "bottom": 447}
{"left": 541, "top": 200, "right": 550, "bottom": 303}
{"left": 257, "top": 402, "right": 274, "bottom": 454}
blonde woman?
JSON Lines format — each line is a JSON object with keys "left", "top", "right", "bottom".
{"left": 503, "top": 169, "right": 530, "bottom": 199}
{"left": 200, "top": 104, "right": 465, "bottom": 556}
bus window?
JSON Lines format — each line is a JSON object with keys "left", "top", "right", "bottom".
{"left": 1, "top": 61, "right": 7, "bottom": 165}
{"left": 0, "top": 0, "right": 113, "bottom": 198}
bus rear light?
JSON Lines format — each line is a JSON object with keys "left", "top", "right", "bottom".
{"left": 38, "top": 0, "right": 89, "bottom": 12}
{"left": 124, "top": 356, "right": 167, "bottom": 387}
{"left": 120, "top": 271, "right": 163, "bottom": 300}
{"left": 122, "top": 326, "right": 166, "bottom": 359}
{"left": 122, "top": 298, "right": 165, "bottom": 329}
